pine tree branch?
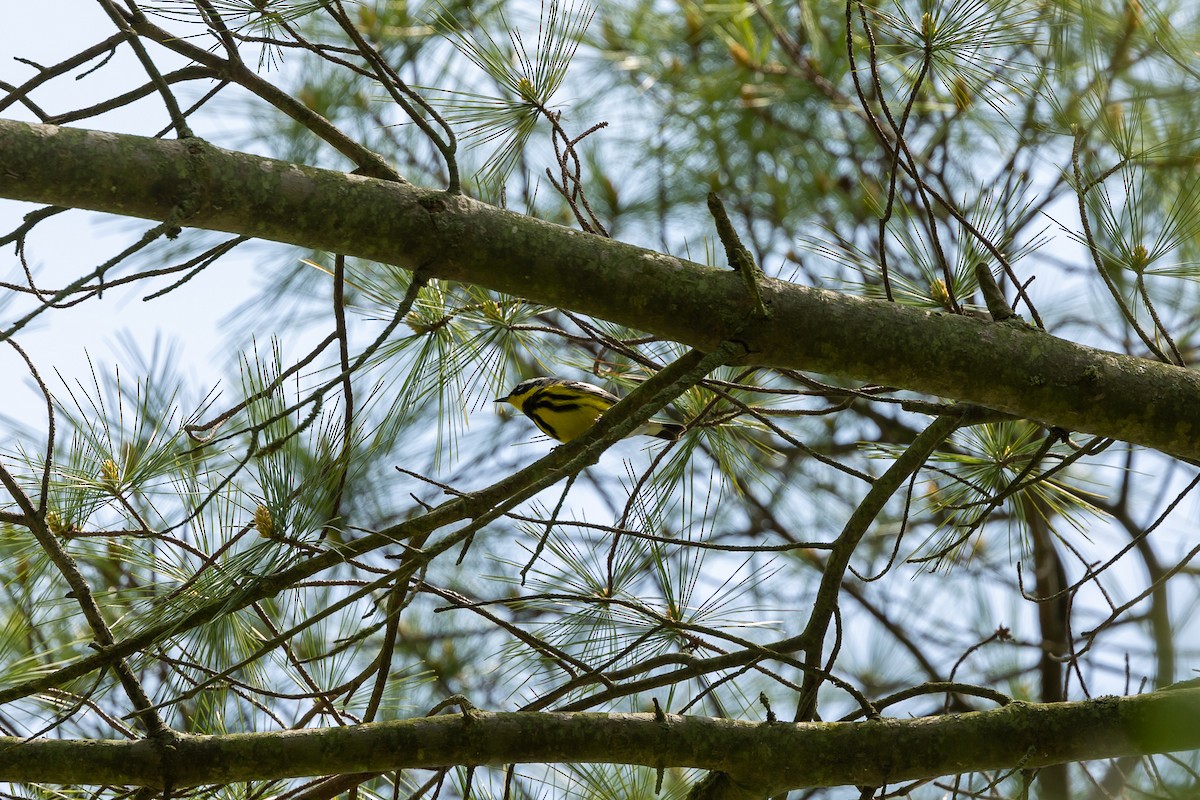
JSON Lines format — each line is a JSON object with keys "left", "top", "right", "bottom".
{"left": 0, "top": 689, "right": 1196, "bottom": 791}
{"left": 3, "top": 119, "right": 1200, "bottom": 458}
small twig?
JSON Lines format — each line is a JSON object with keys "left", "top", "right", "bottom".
{"left": 1070, "top": 129, "right": 1167, "bottom": 361}
{"left": 975, "top": 263, "right": 1017, "bottom": 322}
{"left": 758, "top": 692, "right": 777, "bottom": 723}
{"left": 325, "top": 253, "right": 355, "bottom": 540}
{"left": 427, "top": 694, "right": 478, "bottom": 718}
{"left": 1135, "top": 272, "right": 1185, "bottom": 366}
{"left": 521, "top": 472, "right": 579, "bottom": 584}
{"left": 99, "top": 2, "right": 194, "bottom": 138}
{"left": 6, "top": 340, "right": 55, "bottom": 514}
{"left": 706, "top": 192, "right": 769, "bottom": 318}
{"left": 327, "top": 0, "right": 458, "bottom": 191}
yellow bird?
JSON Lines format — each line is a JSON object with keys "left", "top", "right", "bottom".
{"left": 495, "top": 377, "right": 685, "bottom": 443}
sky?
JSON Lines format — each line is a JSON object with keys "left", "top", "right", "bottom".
{"left": 1, "top": 2, "right": 270, "bottom": 433}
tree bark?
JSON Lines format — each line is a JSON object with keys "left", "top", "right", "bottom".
{"left": 0, "top": 691, "right": 1195, "bottom": 791}
{"left": 4, "top": 118, "right": 1200, "bottom": 460}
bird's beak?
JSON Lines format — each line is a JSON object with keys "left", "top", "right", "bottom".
{"left": 494, "top": 396, "right": 508, "bottom": 403}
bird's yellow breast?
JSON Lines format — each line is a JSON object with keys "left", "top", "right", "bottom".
{"left": 529, "top": 404, "right": 606, "bottom": 442}
{"left": 509, "top": 383, "right": 617, "bottom": 442}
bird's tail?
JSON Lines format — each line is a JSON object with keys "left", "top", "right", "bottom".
{"left": 637, "top": 421, "right": 686, "bottom": 441}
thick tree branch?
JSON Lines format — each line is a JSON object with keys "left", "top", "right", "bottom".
{"left": 3, "top": 119, "right": 1200, "bottom": 458}
{"left": 0, "top": 689, "right": 1196, "bottom": 791}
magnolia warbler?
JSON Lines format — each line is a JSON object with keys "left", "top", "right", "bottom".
{"left": 495, "top": 377, "right": 685, "bottom": 443}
